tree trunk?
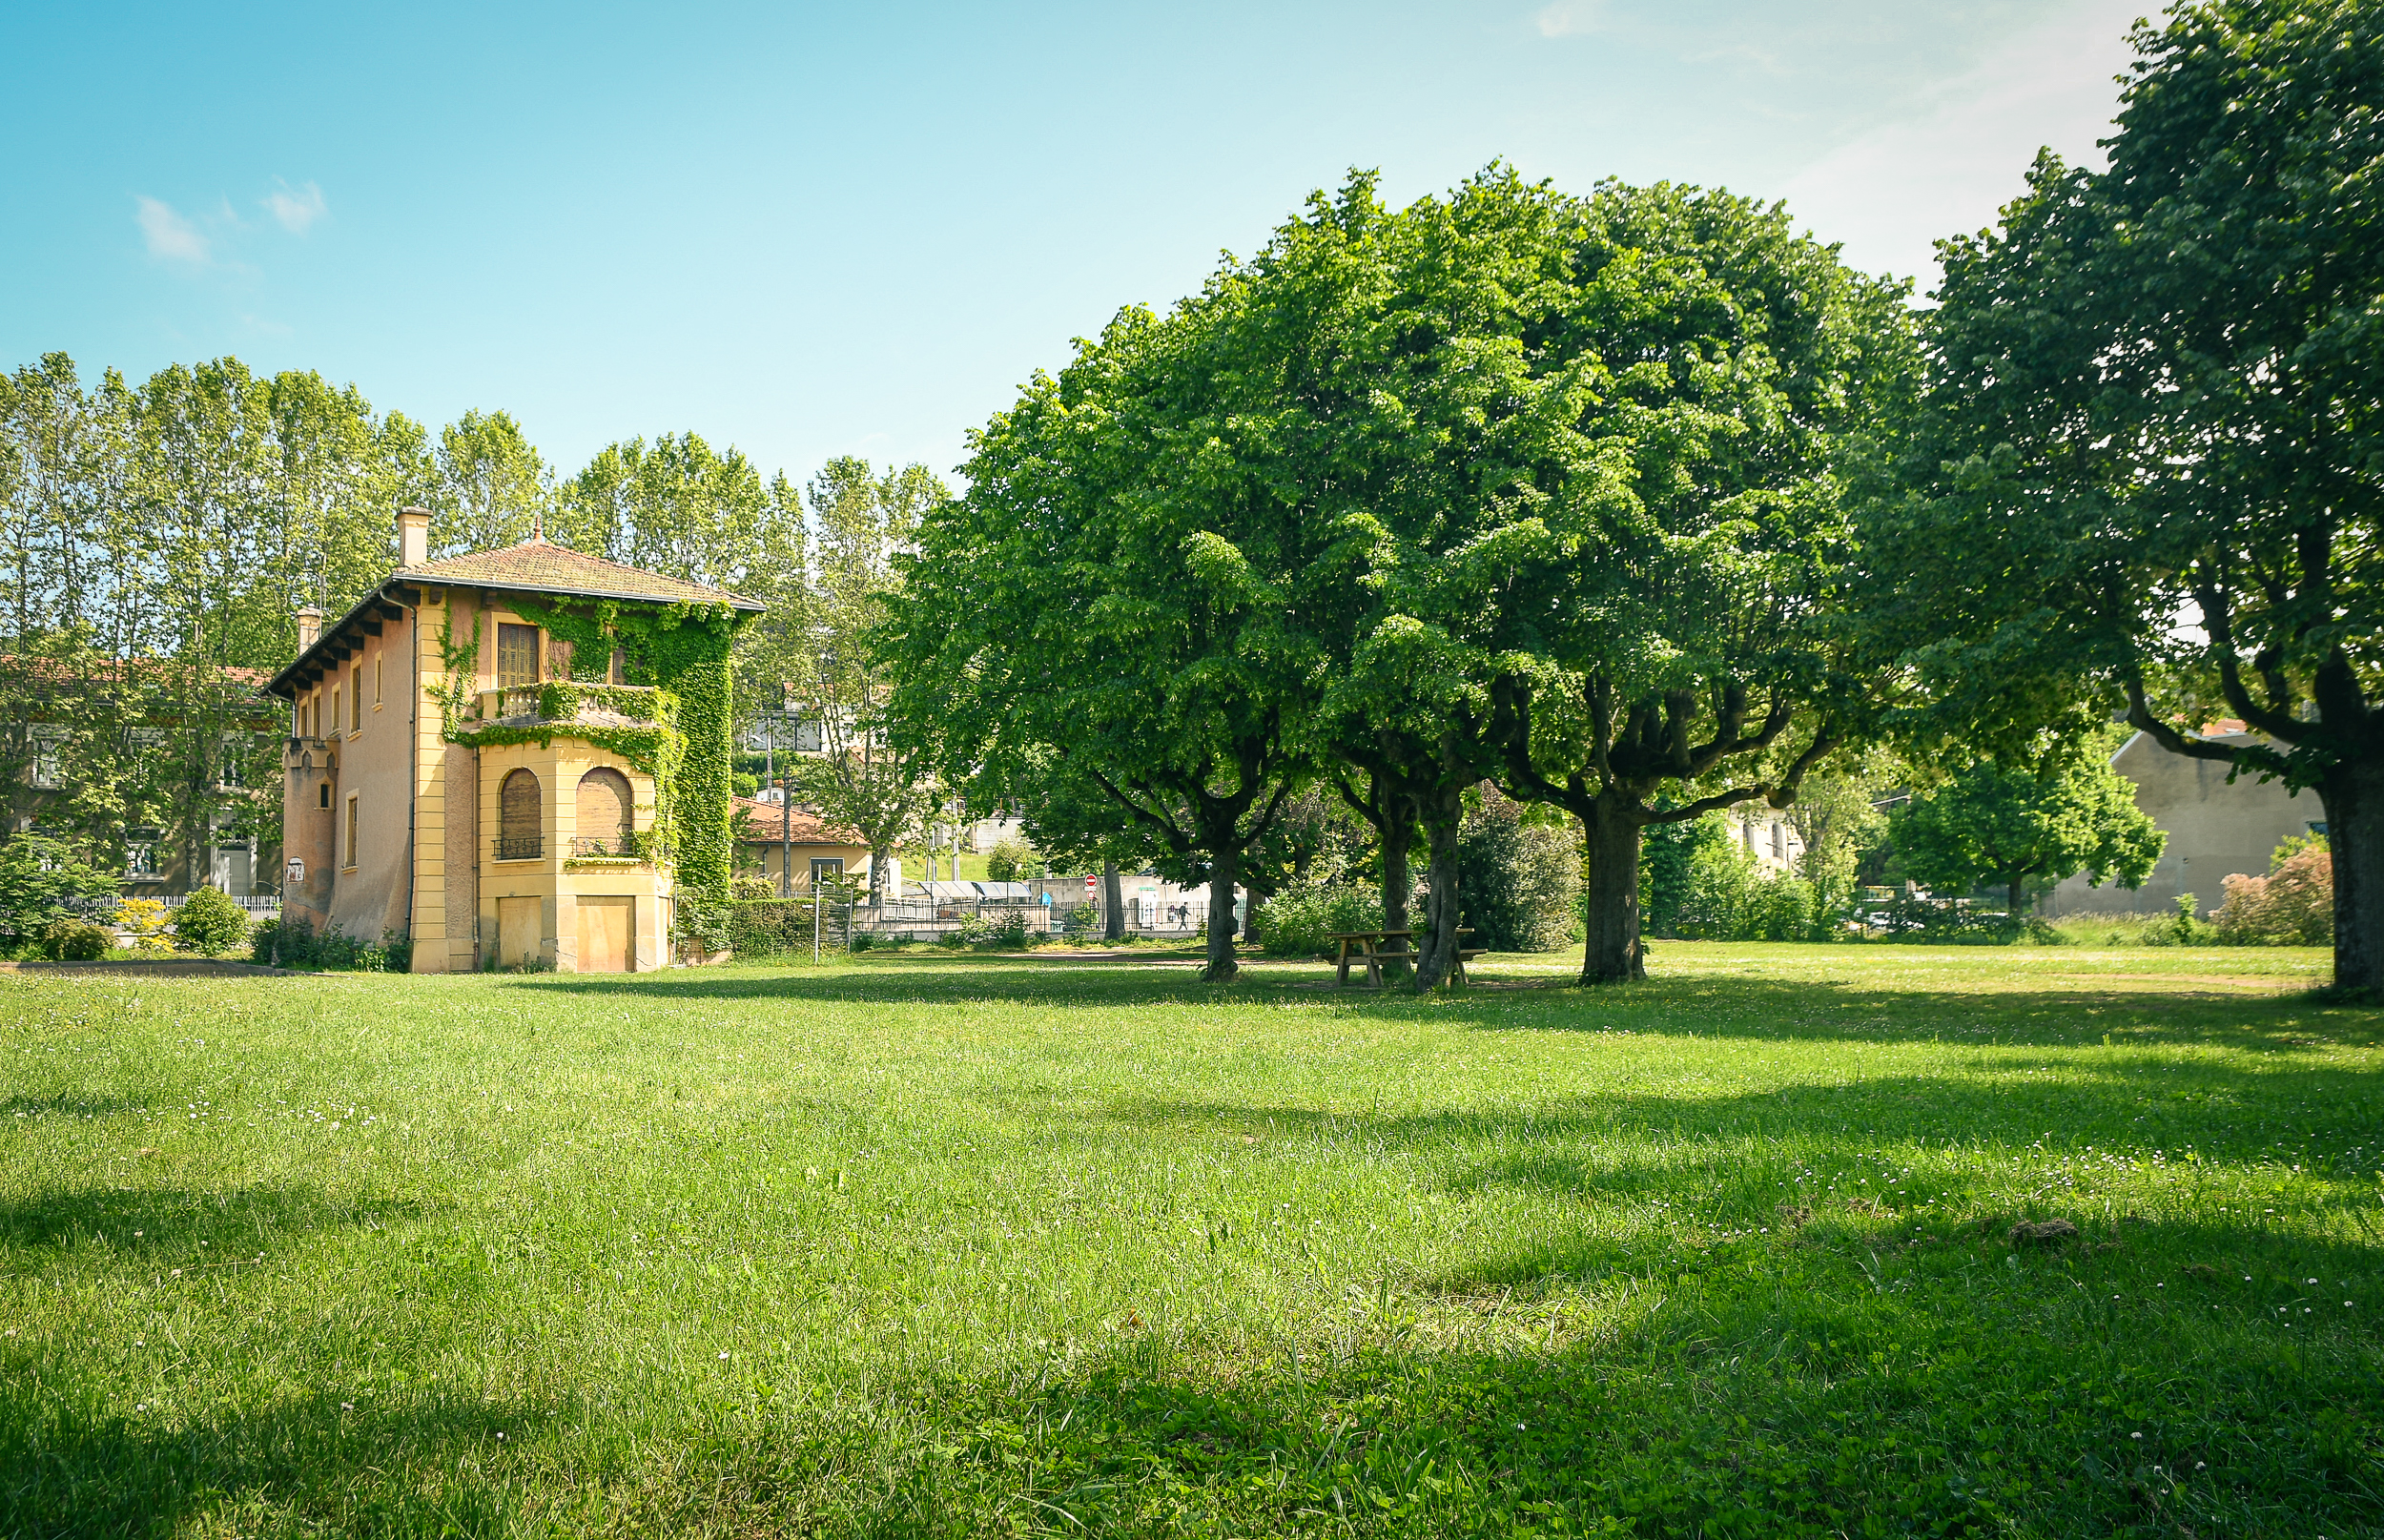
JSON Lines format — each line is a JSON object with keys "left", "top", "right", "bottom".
{"left": 1202, "top": 847, "right": 1240, "bottom": 982}
{"left": 1379, "top": 817, "right": 1414, "bottom": 935}
{"left": 1102, "top": 862, "right": 1124, "bottom": 940}
{"left": 1415, "top": 804, "right": 1463, "bottom": 990}
{"left": 1378, "top": 816, "right": 1415, "bottom": 984}
{"left": 1580, "top": 796, "right": 1646, "bottom": 984}
{"left": 1243, "top": 880, "right": 1265, "bottom": 944}
{"left": 2320, "top": 758, "right": 2384, "bottom": 996}
{"left": 2008, "top": 875, "right": 2025, "bottom": 919}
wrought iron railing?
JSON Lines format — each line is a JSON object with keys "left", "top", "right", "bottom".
{"left": 568, "top": 833, "right": 647, "bottom": 860}
{"left": 493, "top": 833, "right": 544, "bottom": 862}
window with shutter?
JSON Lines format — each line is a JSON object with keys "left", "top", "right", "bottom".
{"left": 497, "top": 624, "right": 541, "bottom": 688}
{"left": 498, "top": 769, "right": 543, "bottom": 860}
{"left": 575, "top": 768, "right": 634, "bottom": 855}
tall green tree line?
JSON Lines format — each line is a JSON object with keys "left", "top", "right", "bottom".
{"left": 0, "top": 351, "right": 808, "bottom": 889}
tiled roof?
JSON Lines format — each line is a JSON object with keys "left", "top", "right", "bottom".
{"left": 401, "top": 537, "right": 764, "bottom": 611}
{"left": 731, "top": 797, "right": 863, "bottom": 846}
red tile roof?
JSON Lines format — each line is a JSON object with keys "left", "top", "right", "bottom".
{"left": 731, "top": 797, "right": 863, "bottom": 846}
{"left": 401, "top": 537, "right": 763, "bottom": 610}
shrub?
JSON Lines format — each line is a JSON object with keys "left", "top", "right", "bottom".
{"left": 1256, "top": 879, "right": 1385, "bottom": 958}
{"left": 2216, "top": 839, "right": 2332, "bottom": 946}
{"left": 1457, "top": 791, "right": 1580, "bottom": 953}
{"left": 2141, "top": 893, "right": 2218, "bottom": 947}
{"left": 940, "top": 910, "right": 1032, "bottom": 949}
{"left": 0, "top": 833, "right": 120, "bottom": 955}
{"left": 731, "top": 873, "right": 778, "bottom": 900}
{"left": 42, "top": 917, "right": 111, "bottom": 961}
{"left": 171, "top": 886, "right": 251, "bottom": 956}
{"left": 248, "top": 916, "right": 409, "bottom": 971}
{"left": 985, "top": 838, "right": 1035, "bottom": 883}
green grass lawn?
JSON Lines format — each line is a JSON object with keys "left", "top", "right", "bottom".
{"left": 4, "top": 942, "right": 2379, "bottom": 1537}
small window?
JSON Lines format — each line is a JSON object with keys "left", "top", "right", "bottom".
{"left": 319, "top": 781, "right": 331, "bottom": 810}
{"left": 810, "top": 857, "right": 844, "bottom": 887}
{"left": 331, "top": 687, "right": 341, "bottom": 736}
{"left": 497, "top": 624, "right": 541, "bottom": 688}
{"left": 374, "top": 652, "right": 383, "bottom": 706}
{"left": 28, "top": 727, "right": 63, "bottom": 790}
{"left": 351, "top": 666, "right": 363, "bottom": 730}
{"left": 1771, "top": 822, "right": 1786, "bottom": 860}
{"left": 344, "top": 794, "right": 360, "bottom": 870}
{"left": 126, "top": 833, "right": 160, "bottom": 878}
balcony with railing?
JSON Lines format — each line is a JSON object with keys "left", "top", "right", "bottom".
{"left": 473, "top": 682, "right": 666, "bottom": 726}
{"left": 493, "top": 833, "right": 544, "bottom": 862}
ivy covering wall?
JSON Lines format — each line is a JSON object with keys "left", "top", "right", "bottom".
{"left": 440, "top": 594, "right": 748, "bottom": 905}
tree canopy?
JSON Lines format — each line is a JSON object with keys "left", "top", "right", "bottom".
{"left": 1891, "top": 749, "right": 2164, "bottom": 917}
{"left": 1866, "top": 0, "right": 2384, "bottom": 989}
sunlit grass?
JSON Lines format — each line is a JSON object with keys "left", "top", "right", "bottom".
{"left": 2, "top": 943, "right": 2377, "bottom": 1536}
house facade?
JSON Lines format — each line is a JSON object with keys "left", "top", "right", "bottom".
{"left": 2042, "top": 728, "right": 2325, "bottom": 916}
{"left": 734, "top": 794, "right": 872, "bottom": 892}
{"left": 265, "top": 508, "right": 763, "bottom": 972}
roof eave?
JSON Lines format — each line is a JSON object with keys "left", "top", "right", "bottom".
{"left": 263, "top": 574, "right": 765, "bottom": 699}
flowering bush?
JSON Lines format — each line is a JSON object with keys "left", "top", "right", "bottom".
{"left": 2216, "top": 838, "right": 2333, "bottom": 947}
{"left": 113, "top": 897, "right": 174, "bottom": 956}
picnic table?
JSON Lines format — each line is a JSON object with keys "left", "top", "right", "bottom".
{"left": 1329, "top": 929, "right": 1485, "bottom": 989}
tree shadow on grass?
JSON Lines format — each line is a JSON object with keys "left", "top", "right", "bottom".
{"left": 867, "top": 1217, "right": 2384, "bottom": 1539}
{"left": 499, "top": 954, "right": 2379, "bottom": 1052}
{"left": 1074, "top": 1058, "right": 2384, "bottom": 1222}
{"left": 0, "top": 1182, "right": 425, "bottom": 1264}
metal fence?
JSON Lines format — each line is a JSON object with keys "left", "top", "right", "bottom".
{"left": 60, "top": 893, "right": 280, "bottom": 920}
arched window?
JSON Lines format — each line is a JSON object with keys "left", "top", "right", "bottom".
{"left": 498, "top": 769, "right": 542, "bottom": 860}
{"left": 575, "top": 767, "right": 633, "bottom": 854}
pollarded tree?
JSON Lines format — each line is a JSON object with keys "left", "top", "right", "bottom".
{"left": 1872, "top": 0, "right": 2384, "bottom": 990}
{"left": 1891, "top": 750, "right": 2163, "bottom": 917}
{"left": 883, "top": 296, "right": 1336, "bottom": 981}
{"left": 1490, "top": 183, "right": 1920, "bottom": 982}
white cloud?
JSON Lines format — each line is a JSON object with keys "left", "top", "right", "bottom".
{"left": 1535, "top": 1, "right": 1607, "bottom": 38}
{"left": 263, "top": 179, "right": 328, "bottom": 235}
{"left": 135, "top": 195, "right": 210, "bottom": 264}
{"left": 1778, "top": 0, "right": 2146, "bottom": 292}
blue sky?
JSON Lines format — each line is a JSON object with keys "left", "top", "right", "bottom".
{"left": 3, "top": 0, "right": 2148, "bottom": 489}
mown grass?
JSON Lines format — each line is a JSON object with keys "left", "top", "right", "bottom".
{"left": 2, "top": 941, "right": 2378, "bottom": 1538}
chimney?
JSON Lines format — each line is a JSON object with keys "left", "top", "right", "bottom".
{"left": 397, "top": 505, "right": 431, "bottom": 569}
{"left": 296, "top": 606, "right": 323, "bottom": 654}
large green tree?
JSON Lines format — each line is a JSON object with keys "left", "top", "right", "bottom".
{"left": 883, "top": 297, "right": 1335, "bottom": 981}
{"left": 1891, "top": 749, "right": 2164, "bottom": 917}
{"left": 1870, "top": 0, "right": 2384, "bottom": 990}
{"left": 1486, "top": 184, "right": 1917, "bottom": 982}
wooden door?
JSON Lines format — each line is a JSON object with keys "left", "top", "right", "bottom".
{"left": 576, "top": 896, "right": 632, "bottom": 973}
{"left": 497, "top": 895, "right": 542, "bottom": 968}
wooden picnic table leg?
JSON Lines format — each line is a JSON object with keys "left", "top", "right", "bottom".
{"left": 1335, "top": 937, "right": 1353, "bottom": 988}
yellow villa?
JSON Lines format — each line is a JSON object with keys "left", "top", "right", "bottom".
{"left": 265, "top": 507, "right": 763, "bottom": 973}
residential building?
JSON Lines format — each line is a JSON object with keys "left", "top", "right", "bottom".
{"left": 733, "top": 794, "right": 871, "bottom": 892}
{"left": 264, "top": 508, "right": 763, "bottom": 972}
{"left": 2042, "top": 727, "right": 2324, "bottom": 916}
